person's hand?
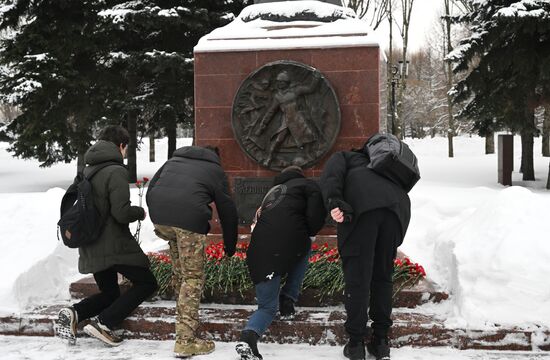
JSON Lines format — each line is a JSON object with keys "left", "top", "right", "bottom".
{"left": 331, "top": 207, "right": 344, "bottom": 223}
{"left": 142, "top": 210, "right": 147, "bottom": 220}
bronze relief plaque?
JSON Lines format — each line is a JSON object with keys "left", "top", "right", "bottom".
{"left": 232, "top": 61, "right": 341, "bottom": 170}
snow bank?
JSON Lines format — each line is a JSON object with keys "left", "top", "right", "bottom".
{"left": 445, "top": 186, "right": 550, "bottom": 328}
{"left": 402, "top": 136, "right": 550, "bottom": 329}
{"left": 0, "top": 189, "right": 76, "bottom": 312}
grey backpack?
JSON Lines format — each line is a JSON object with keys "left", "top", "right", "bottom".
{"left": 364, "top": 133, "right": 420, "bottom": 192}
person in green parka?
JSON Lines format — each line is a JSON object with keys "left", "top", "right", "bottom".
{"left": 54, "top": 125, "right": 157, "bottom": 347}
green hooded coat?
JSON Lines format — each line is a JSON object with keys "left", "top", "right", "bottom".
{"left": 78, "top": 140, "right": 148, "bottom": 274}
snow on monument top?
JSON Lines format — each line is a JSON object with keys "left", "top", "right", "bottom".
{"left": 194, "top": 1, "right": 380, "bottom": 53}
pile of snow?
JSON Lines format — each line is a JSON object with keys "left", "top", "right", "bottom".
{"left": 402, "top": 135, "right": 550, "bottom": 329}
{"left": 239, "top": 1, "right": 356, "bottom": 22}
{"left": 195, "top": 1, "right": 381, "bottom": 52}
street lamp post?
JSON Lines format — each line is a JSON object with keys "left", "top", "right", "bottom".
{"left": 389, "top": 60, "right": 409, "bottom": 137}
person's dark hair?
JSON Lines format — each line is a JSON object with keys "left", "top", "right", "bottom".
{"left": 204, "top": 145, "right": 220, "bottom": 157}
{"left": 98, "top": 125, "right": 130, "bottom": 147}
{"left": 281, "top": 165, "right": 303, "bottom": 175}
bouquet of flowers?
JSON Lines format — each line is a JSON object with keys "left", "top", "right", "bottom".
{"left": 134, "top": 176, "right": 150, "bottom": 244}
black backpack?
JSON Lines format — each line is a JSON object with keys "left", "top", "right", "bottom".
{"left": 57, "top": 162, "right": 121, "bottom": 248}
{"left": 364, "top": 133, "right": 420, "bottom": 192}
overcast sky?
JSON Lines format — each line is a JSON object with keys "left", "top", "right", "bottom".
{"left": 373, "top": 0, "right": 446, "bottom": 52}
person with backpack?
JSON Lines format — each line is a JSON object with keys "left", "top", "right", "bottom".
{"left": 146, "top": 145, "right": 238, "bottom": 358}
{"left": 319, "top": 134, "right": 415, "bottom": 360}
{"left": 235, "top": 166, "right": 326, "bottom": 360}
{"left": 54, "top": 125, "right": 158, "bottom": 347}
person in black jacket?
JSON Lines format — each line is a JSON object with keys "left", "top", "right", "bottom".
{"left": 146, "top": 146, "right": 238, "bottom": 358}
{"left": 320, "top": 149, "right": 411, "bottom": 360}
{"left": 236, "top": 166, "right": 327, "bottom": 360}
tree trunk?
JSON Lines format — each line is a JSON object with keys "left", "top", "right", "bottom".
{"left": 149, "top": 133, "right": 155, "bottom": 162}
{"left": 387, "top": 0, "right": 394, "bottom": 135}
{"left": 127, "top": 111, "right": 138, "bottom": 183}
{"left": 167, "top": 118, "right": 177, "bottom": 159}
{"left": 444, "top": 0, "right": 454, "bottom": 158}
{"left": 485, "top": 131, "right": 495, "bottom": 154}
{"left": 543, "top": 104, "right": 550, "bottom": 157}
{"left": 520, "top": 130, "right": 535, "bottom": 181}
{"left": 76, "top": 149, "right": 86, "bottom": 175}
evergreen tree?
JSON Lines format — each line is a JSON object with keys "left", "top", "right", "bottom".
{"left": 447, "top": 0, "right": 550, "bottom": 181}
{"left": 97, "top": 0, "right": 251, "bottom": 180}
{"left": 0, "top": 0, "right": 251, "bottom": 177}
{"left": 0, "top": 0, "right": 109, "bottom": 169}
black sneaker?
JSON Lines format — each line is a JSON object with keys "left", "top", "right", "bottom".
{"left": 83, "top": 318, "right": 123, "bottom": 346}
{"left": 54, "top": 307, "right": 78, "bottom": 345}
{"left": 279, "top": 294, "right": 296, "bottom": 319}
{"left": 343, "top": 339, "right": 365, "bottom": 360}
{"left": 366, "top": 335, "right": 391, "bottom": 360}
{"left": 235, "top": 330, "right": 263, "bottom": 360}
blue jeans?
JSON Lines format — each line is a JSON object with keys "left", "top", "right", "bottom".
{"left": 244, "top": 251, "right": 310, "bottom": 336}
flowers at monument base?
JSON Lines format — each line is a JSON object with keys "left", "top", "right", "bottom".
{"left": 147, "top": 252, "right": 173, "bottom": 296}
{"left": 146, "top": 242, "right": 426, "bottom": 301}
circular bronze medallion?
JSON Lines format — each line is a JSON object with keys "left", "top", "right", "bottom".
{"left": 232, "top": 60, "right": 341, "bottom": 171}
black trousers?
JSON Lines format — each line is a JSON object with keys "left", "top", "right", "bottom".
{"left": 341, "top": 209, "right": 400, "bottom": 341}
{"left": 73, "top": 264, "right": 158, "bottom": 329}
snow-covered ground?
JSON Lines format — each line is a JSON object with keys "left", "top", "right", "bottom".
{"left": 0, "top": 135, "right": 549, "bottom": 332}
{"left": 1, "top": 336, "right": 549, "bottom": 360}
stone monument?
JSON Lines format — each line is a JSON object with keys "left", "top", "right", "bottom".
{"left": 193, "top": 0, "right": 384, "bottom": 233}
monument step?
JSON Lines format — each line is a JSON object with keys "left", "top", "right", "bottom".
{"left": 69, "top": 275, "right": 447, "bottom": 309}
{"left": 1, "top": 303, "right": 548, "bottom": 351}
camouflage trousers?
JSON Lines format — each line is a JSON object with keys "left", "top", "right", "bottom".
{"left": 154, "top": 224, "right": 206, "bottom": 344}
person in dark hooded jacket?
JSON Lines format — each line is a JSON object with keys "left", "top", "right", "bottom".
{"left": 235, "top": 166, "right": 326, "bottom": 360}
{"left": 146, "top": 145, "right": 238, "bottom": 358}
{"left": 320, "top": 148, "right": 411, "bottom": 360}
{"left": 54, "top": 125, "right": 158, "bottom": 347}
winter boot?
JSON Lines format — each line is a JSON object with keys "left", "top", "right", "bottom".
{"left": 279, "top": 294, "right": 296, "bottom": 319}
{"left": 366, "top": 335, "right": 391, "bottom": 360}
{"left": 173, "top": 338, "right": 215, "bottom": 358}
{"left": 236, "top": 330, "right": 263, "bottom": 360}
{"left": 343, "top": 339, "right": 366, "bottom": 360}
{"left": 83, "top": 318, "right": 122, "bottom": 346}
{"left": 54, "top": 307, "right": 78, "bottom": 345}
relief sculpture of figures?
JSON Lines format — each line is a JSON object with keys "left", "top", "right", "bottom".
{"left": 232, "top": 61, "right": 341, "bottom": 171}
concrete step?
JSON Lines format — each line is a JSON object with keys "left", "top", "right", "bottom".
{"left": 1, "top": 302, "right": 548, "bottom": 351}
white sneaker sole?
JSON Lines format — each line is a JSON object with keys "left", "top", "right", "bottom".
{"left": 235, "top": 342, "right": 260, "bottom": 360}
{"left": 53, "top": 309, "right": 76, "bottom": 345}
{"left": 83, "top": 324, "right": 121, "bottom": 347}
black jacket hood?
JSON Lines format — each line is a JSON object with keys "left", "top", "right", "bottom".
{"left": 273, "top": 170, "right": 304, "bottom": 186}
{"left": 84, "top": 140, "right": 124, "bottom": 166}
{"left": 172, "top": 146, "right": 220, "bottom": 165}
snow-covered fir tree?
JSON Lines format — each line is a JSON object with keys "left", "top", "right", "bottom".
{"left": 0, "top": 0, "right": 251, "bottom": 176}
{"left": 0, "top": 0, "right": 108, "bottom": 168}
{"left": 447, "top": 0, "right": 550, "bottom": 180}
